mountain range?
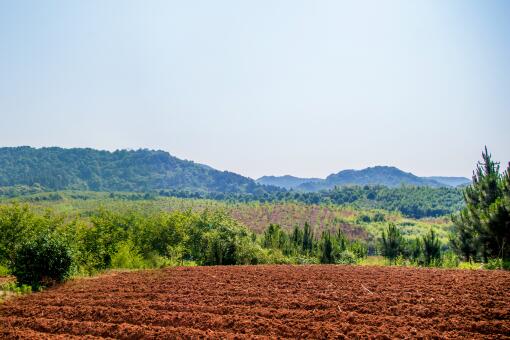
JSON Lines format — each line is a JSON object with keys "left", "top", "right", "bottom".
{"left": 0, "top": 147, "right": 280, "bottom": 194}
{"left": 0, "top": 147, "right": 470, "bottom": 194}
{"left": 257, "top": 166, "right": 470, "bottom": 191}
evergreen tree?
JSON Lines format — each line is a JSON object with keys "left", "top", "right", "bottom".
{"left": 409, "top": 238, "right": 423, "bottom": 263}
{"left": 452, "top": 148, "right": 510, "bottom": 261}
{"left": 302, "top": 222, "right": 313, "bottom": 254}
{"left": 422, "top": 229, "right": 441, "bottom": 265}
{"left": 381, "top": 223, "right": 404, "bottom": 264}
{"left": 320, "top": 231, "right": 333, "bottom": 264}
{"left": 291, "top": 225, "right": 303, "bottom": 251}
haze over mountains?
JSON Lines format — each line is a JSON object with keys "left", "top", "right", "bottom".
{"left": 0, "top": 147, "right": 469, "bottom": 194}
{"left": 257, "top": 166, "right": 470, "bottom": 191}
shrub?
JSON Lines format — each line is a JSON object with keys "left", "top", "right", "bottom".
{"left": 11, "top": 233, "right": 74, "bottom": 288}
{"left": 485, "top": 258, "right": 510, "bottom": 270}
{"left": 0, "top": 264, "right": 9, "bottom": 276}
{"left": 395, "top": 254, "right": 410, "bottom": 266}
{"left": 336, "top": 250, "right": 357, "bottom": 265}
{"left": 441, "top": 251, "right": 460, "bottom": 268}
{"left": 111, "top": 241, "right": 146, "bottom": 269}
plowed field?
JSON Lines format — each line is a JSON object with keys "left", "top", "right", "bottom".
{"left": 1, "top": 265, "right": 509, "bottom": 339}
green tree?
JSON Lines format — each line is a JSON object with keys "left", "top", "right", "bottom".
{"left": 302, "top": 222, "right": 314, "bottom": 254}
{"left": 381, "top": 223, "right": 404, "bottom": 264}
{"left": 452, "top": 148, "right": 510, "bottom": 261}
{"left": 0, "top": 203, "right": 58, "bottom": 265}
{"left": 422, "top": 229, "right": 441, "bottom": 265}
{"left": 11, "top": 232, "right": 73, "bottom": 288}
{"left": 320, "top": 231, "right": 333, "bottom": 264}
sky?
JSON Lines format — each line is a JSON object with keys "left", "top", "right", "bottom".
{"left": 1, "top": 0, "right": 509, "bottom": 179}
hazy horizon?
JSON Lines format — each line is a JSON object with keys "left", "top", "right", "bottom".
{"left": 1, "top": 1, "right": 509, "bottom": 179}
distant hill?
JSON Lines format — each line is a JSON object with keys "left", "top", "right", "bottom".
{"left": 0, "top": 147, "right": 281, "bottom": 194}
{"left": 256, "top": 175, "right": 321, "bottom": 189}
{"left": 423, "top": 176, "right": 471, "bottom": 187}
{"left": 259, "top": 166, "right": 469, "bottom": 191}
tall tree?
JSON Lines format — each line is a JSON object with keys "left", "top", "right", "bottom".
{"left": 452, "top": 148, "right": 510, "bottom": 261}
{"left": 320, "top": 231, "right": 334, "bottom": 264}
{"left": 302, "top": 222, "right": 313, "bottom": 254}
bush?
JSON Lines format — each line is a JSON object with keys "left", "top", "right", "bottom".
{"left": 11, "top": 233, "right": 74, "bottom": 288}
{"left": 0, "top": 264, "right": 9, "bottom": 276}
{"left": 441, "top": 251, "right": 460, "bottom": 268}
{"left": 485, "top": 258, "right": 510, "bottom": 270}
{"left": 111, "top": 241, "right": 146, "bottom": 269}
{"left": 293, "top": 255, "right": 320, "bottom": 265}
{"left": 336, "top": 250, "right": 357, "bottom": 265}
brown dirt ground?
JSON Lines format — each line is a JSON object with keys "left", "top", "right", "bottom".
{"left": 1, "top": 265, "right": 509, "bottom": 339}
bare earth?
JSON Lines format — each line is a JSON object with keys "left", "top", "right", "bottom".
{"left": 1, "top": 265, "right": 509, "bottom": 339}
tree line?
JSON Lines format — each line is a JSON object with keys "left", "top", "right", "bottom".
{"left": 0, "top": 203, "right": 368, "bottom": 288}
{"left": 378, "top": 148, "right": 510, "bottom": 268}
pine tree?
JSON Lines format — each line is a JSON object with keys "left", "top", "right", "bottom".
{"left": 291, "top": 225, "right": 303, "bottom": 253}
{"left": 451, "top": 147, "right": 510, "bottom": 261}
{"left": 422, "top": 229, "right": 441, "bottom": 265}
{"left": 320, "top": 231, "right": 333, "bottom": 264}
{"left": 381, "top": 223, "right": 403, "bottom": 264}
{"left": 302, "top": 222, "right": 313, "bottom": 254}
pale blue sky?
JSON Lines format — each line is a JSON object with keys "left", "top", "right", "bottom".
{"left": 1, "top": 0, "right": 509, "bottom": 179}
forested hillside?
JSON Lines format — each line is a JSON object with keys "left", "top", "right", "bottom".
{"left": 0, "top": 147, "right": 465, "bottom": 218}
{"left": 0, "top": 147, "right": 281, "bottom": 194}
{"left": 298, "top": 166, "right": 443, "bottom": 191}
{"left": 160, "top": 185, "right": 464, "bottom": 218}
{"left": 256, "top": 175, "right": 321, "bottom": 189}
{"left": 258, "top": 166, "right": 470, "bottom": 191}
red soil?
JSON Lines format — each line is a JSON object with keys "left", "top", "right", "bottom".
{"left": 1, "top": 265, "right": 509, "bottom": 339}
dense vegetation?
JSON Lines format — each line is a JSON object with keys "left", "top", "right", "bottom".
{"left": 379, "top": 223, "right": 447, "bottom": 267}
{"left": 158, "top": 185, "right": 464, "bottom": 218}
{"left": 0, "top": 147, "right": 464, "bottom": 218}
{"left": 0, "top": 203, "right": 371, "bottom": 287}
{"left": 451, "top": 148, "right": 510, "bottom": 264}
{"left": 0, "top": 147, "right": 281, "bottom": 195}
{"left": 377, "top": 148, "right": 510, "bottom": 269}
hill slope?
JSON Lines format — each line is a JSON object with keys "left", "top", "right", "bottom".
{"left": 423, "top": 176, "right": 471, "bottom": 187}
{"left": 260, "top": 166, "right": 469, "bottom": 191}
{"left": 256, "top": 175, "right": 321, "bottom": 189}
{"left": 0, "top": 147, "right": 280, "bottom": 194}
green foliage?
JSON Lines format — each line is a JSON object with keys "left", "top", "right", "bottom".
{"left": 0, "top": 282, "right": 32, "bottom": 302}
{"left": 451, "top": 148, "right": 510, "bottom": 263}
{"left": 11, "top": 232, "right": 74, "bottom": 288}
{"left": 320, "top": 231, "right": 334, "bottom": 264}
{"left": 379, "top": 224, "right": 445, "bottom": 267}
{"left": 111, "top": 240, "right": 146, "bottom": 269}
{"left": 260, "top": 223, "right": 367, "bottom": 264}
{"left": 0, "top": 264, "right": 9, "bottom": 276}
{"left": 422, "top": 229, "right": 441, "bottom": 265}
{"left": 381, "top": 224, "right": 404, "bottom": 264}
{"left": 0, "top": 203, "right": 57, "bottom": 264}
{"left": 302, "top": 222, "right": 314, "bottom": 254}
{"left": 349, "top": 240, "right": 368, "bottom": 259}
{"left": 335, "top": 250, "right": 357, "bottom": 265}
{"left": 484, "top": 258, "right": 510, "bottom": 270}
{"left": 441, "top": 251, "right": 460, "bottom": 268}
{"left": 0, "top": 147, "right": 283, "bottom": 196}
{"left": 0, "top": 148, "right": 464, "bottom": 220}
